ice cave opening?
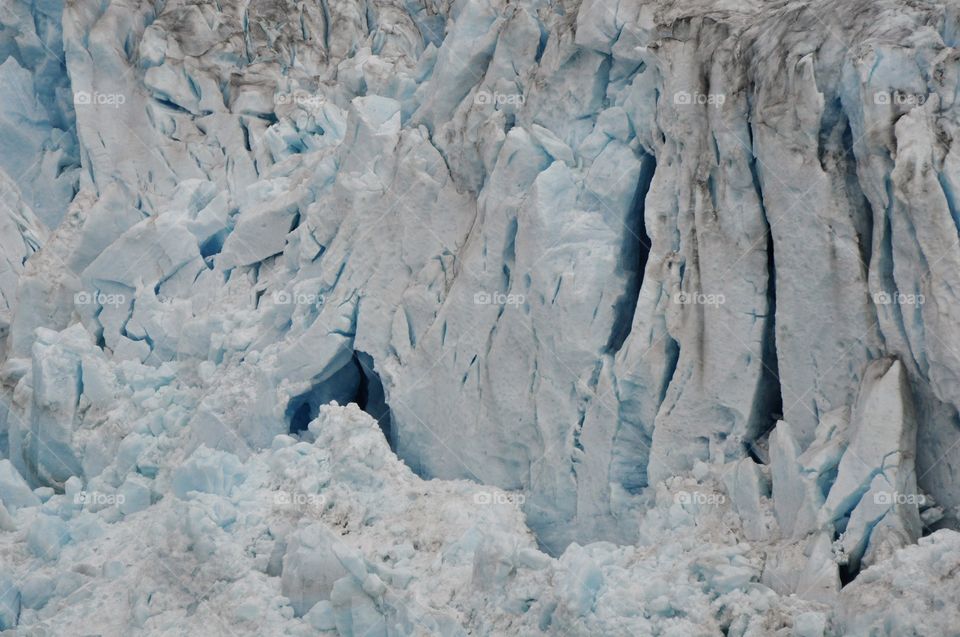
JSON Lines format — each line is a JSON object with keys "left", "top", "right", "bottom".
{"left": 285, "top": 351, "right": 392, "bottom": 444}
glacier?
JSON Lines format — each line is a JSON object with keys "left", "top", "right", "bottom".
{"left": 2, "top": 0, "right": 960, "bottom": 634}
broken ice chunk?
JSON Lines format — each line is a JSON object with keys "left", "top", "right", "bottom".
{"left": 721, "top": 457, "right": 772, "bottom": 541}
{"left": 0, "top": 572, "right": 19, "bottom": 630}
{"left": 823, "top": 359, "right": 921, "bottom": 570}
{"left": 171, "top": 446, "right": 247, "bottom": 499}
{"left": 26, "top": 514, "right": 69, "bottom": 561}
{"left": 281, "top": 523, "right": 358, "bottom": 617}
{"left": 769, "top": 421, "right": 820, "bottom": 538}
{"left": 117, "top": 475, "right": 152, "bottom": 516}
{"left": 0, "top": 460, "right": 40, "bottom": 512}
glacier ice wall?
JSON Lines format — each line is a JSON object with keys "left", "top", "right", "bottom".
{"left": 2, "top": 0, "right": 960, "bottom": 633}
{"left": 5, "top": 0, "right": 960, "bottom": 551}
{"left": 0, "top": 0, "right": 80, "bottom": 227}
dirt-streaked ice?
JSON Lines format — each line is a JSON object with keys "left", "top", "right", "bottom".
{"left": 2, "top": 0, "right": 960, "bottom": 634}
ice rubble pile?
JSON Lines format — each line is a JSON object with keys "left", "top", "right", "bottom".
{"left": 2, "top": 0, "right": 960, "bottom": 633}
{"left": 0, "top": 395, "right": 950, "bottom": 636}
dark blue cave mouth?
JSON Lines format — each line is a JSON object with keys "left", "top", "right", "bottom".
{"left": 285, "top": 351, "right": 392, "bottom": 444}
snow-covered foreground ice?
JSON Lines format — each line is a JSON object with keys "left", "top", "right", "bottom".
{"left": 3, "top": 0, "right": 960, "bottom": 634}
{"left": 3, "top": 401, "right": 959, "bottom": 636}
